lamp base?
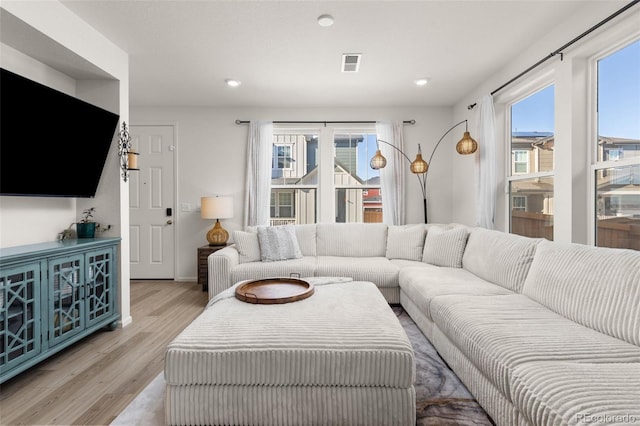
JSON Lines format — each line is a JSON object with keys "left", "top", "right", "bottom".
{"left": 206, "top": 220, "right": 229, "bottom": 246}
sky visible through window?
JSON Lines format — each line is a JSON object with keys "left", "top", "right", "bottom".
{"left": 356, "top": 134, "right": 380, "bottom": 183}
{"left": 598, "top": 40, "right": 640, "bottom": 139}
{"left": 512, "top": 40, "right": 640, "bottom": 139}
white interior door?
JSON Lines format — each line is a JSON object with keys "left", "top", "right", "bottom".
{"left": 129, "top": 125, "right": 175, "bottom": 279}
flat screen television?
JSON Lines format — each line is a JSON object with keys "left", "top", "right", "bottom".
{"left": 0, "top": 68, "right": 120, "bottom": 197}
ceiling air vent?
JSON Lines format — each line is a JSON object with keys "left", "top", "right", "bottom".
{"left": 341, "top": 53, "right": 362, "bottom": 73}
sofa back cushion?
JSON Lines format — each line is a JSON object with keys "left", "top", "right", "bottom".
{"left": 316, "top": 223, "right": 388, "bottom": 257}
{"left": 294, "top": 224, "right": 317, "bottom": 257}
{"left": 462, "top": 227, "right": 540, "bottom": 292}
{"left": 522, "top": 240, "right": 640, "bottom": 346}
{"left": 386, "top": 224, "right": 427, "bottom": 261}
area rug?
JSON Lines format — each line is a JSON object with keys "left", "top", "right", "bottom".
{"left": 111, "top": 307, "right": 494, "bottom": 425}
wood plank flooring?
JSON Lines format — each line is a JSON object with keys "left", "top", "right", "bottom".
{"left": 0, "top": 280, "right": 208, "bottom": 426}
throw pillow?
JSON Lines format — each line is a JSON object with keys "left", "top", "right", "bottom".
{"left": 232, "top": 230, "right": 261, "bottom": 263}
{"left": 385, "top": 225, "right": 427, "bottom": 261}
{"left": 257, "top": 225, "right": 303, "bottom": 262}
{"left": 422, "top": 225, "right": 469, "bottom": 268}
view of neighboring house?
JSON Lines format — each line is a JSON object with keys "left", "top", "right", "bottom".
{"left": 510, "top": 131, "right": 555, "bottom": 213}
{"left": 509, "top": 131, "right": 555, "bottom": 241}
{"left": 509, "top": 130, "right": 640, "bottom": 249}
{"left": 597, "top": 136, "right": 640, "bottom": 217}
{"left": 595, "top": 136, "right": 640, "bottom": 250}
{"left": 270, "top": 132, "right": 382, "bottom": 225}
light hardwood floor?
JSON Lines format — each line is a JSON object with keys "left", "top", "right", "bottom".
{"left": 0, "top": 280, "right": 208, "bottom": 426}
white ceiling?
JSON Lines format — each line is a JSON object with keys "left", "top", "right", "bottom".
{"left": 54, "top": 0, "right": 624, "bottom": 108}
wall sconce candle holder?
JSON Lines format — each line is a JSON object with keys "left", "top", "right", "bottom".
{"left": 118, "top": 121, "right": 138, "bottom": 182}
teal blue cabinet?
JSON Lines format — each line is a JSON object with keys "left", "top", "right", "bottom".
{"left": 0, "top": 263, "right": 41, "bottom": 374}
{"left": 0, "top": 238, "right": 120, "bottom": 383}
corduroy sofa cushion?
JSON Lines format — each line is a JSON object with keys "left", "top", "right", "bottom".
{"left": 462, "top": 227, "right": 541, "bottom": 292}
{"left": 510, "top": 361, "right": 640, "bottom": 426}
{"left": 422, "top": 225, "right": 469, "bottom": 268}
{"left": 315, "top": 256, "right": 400, "bottom": 288}
{"left": 399, "top": 265, "right": 512, "bottom": 321}
{"left": 522, "top": 240, "right": 640, "bottom": 346}
{"left": 230, "top": 256, "right": 317, "bottom": 284}
{"left": 316, "top": 223, "right": 388, "bottom": 257}
{"left": 430, "top": 294, "right": 640, "bottom": 398}
{"left": 386, "top": 224, "right": 427, "bottom": 261}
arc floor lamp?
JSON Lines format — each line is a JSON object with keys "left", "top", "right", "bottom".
{"left": 370, "top": 120, "right": 478, "bottom": 223}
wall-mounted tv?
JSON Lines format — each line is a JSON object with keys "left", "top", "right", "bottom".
{"left": 0, "top": 68, "right": 120, "bottom": 198}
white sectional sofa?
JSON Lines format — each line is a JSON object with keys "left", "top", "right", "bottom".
{"left": 208, "top": 223, "right": 640, "bottom": 426}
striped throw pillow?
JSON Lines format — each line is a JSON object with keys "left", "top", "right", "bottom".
{"left": 422, "top": 225, "right": 469, "bottom": 268}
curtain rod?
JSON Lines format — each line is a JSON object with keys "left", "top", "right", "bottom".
{"left": 467, "top": 0, "right": 639, "bottom": 110}
{"left": 235, "top": 119, "right": 415, "bottom": 126}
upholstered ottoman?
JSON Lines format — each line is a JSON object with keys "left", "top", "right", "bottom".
{"left": 164, "top": 277, "right": 416, "bottom": 426}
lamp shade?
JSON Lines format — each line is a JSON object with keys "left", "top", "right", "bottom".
{"left": 410, "top": 153, "right": 428, "bottom": 174}
{"left": 369, "top": 149, "right": 387, "bottom": 169}
{"left": 456, "top": 131, "right": 478, "bottom": 155}
{"left": 201, "top": 196, "right": 234, "bottom": 219}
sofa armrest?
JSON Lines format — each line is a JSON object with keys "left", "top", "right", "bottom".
{"left": 208, "top": 245, "right": 240, "bottom": 299}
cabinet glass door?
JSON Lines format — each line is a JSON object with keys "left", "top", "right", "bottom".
{"left": 49, "top": 255, "right": 84, "bottom": 346}
{"left": 0, "top": 264, "right": 41, "bottom": 373}
{"left": 85, "top": 248, "right": 115, "bottom": 328}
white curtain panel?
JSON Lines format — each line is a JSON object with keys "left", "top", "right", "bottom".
{"left": 475, "top": 95, "right": 497, "bottom": 229}
{"left": 244, "top": 121, "right": 273, "bottom": 228}
{"left": 376, "top": 121, "right": 406, "bottom": 225}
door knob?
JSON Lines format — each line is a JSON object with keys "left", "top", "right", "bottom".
{"left": 166, "top": 220, "right": 173, "bottom": 225}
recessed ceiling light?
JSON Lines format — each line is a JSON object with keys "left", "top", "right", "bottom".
{"left": 317, "top": 14, "right": 334, "bottom": 27}
{"left": 225, "top": 79, "right": 241, "bottom": 87}
{"left": 414, "top": 78, "right": 429, "bottom": 86}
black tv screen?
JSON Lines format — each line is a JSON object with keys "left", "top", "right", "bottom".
{"left": 0, "top": 68, "right": 120, "bottom": 197}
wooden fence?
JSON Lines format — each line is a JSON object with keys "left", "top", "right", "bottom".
{"left": 512, "top": 210, "right": 639, "bottom": 250}
{"left": 511, "top": 211, "right": 554, "bottom": 241}
{"left": 596, "top": 217, "right": 640, "bottom": 250}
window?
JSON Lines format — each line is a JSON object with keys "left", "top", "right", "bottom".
{"left": 270, "top": 191, "right": 295, "bottom": 223}
{"left": 508, "top": 84, "right": 555, "bottom": 240}
{"left": 512, "top": 195, "right": 527, "bottom": 211}
{"left": 334, "top": 131, "right": 382, "bottom": 223}
{"left": 270, "top": 133, "right": 317, "bottom": 225}
{"left": 607, "top": 149, "right": 623, "bottom": 162}
{"left": 269, "top": 125, "right": 381, "bottom": 225}
{"left": 272, "top": 144, "right": 293, "bottom": 169}
{"left": 512, "top": 150, "right": 529, "bottom": 174}
{"left": 593, "top": 40, "right": 640, "bottom": 251}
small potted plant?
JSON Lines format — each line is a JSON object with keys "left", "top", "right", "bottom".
{"left": 76, "top": 207, "right": 97, "bottom": 238}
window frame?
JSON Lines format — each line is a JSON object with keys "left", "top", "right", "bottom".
{"left": 272, "top": 143, "right": 294, "bottom": 170}
{"left": 587, "top": 37, "right": 640, "bottom": 246}
{"left": 512, "top": 195, "right": 527, "bottom": 211}
{"left": 332, "top": 128, "right": 382, "bottom": 223}
{"left": 270, "top": 124, "right": 380, "bottom": 224}
{"left": 504, "top": 80, "right": 556, "bottom": 236}
{"left": 270, "top": 126, "right": 320, "bottom": 225}
{"left": 512, "top": 149, "right": 530, "bottom": 175}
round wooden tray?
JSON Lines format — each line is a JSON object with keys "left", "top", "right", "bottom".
{"left": 235, "top": 278, "right": 314, "bottom": 304}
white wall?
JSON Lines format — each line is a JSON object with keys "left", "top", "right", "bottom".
{"left": 0, "top": 1, "right": 131, "bottom": 325}
{"left": 132, "top": 105, "right": 454, "bottom": 280}
{"left": 451, "top": 2, "right": 639, "bottom": 245}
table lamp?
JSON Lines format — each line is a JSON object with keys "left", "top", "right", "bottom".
{"left": 201, "top": 196, "right": 234, "bottom": 246}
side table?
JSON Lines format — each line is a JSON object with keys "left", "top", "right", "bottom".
{"left": 198, "top": 244, "right": 228, "bottom": 292}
